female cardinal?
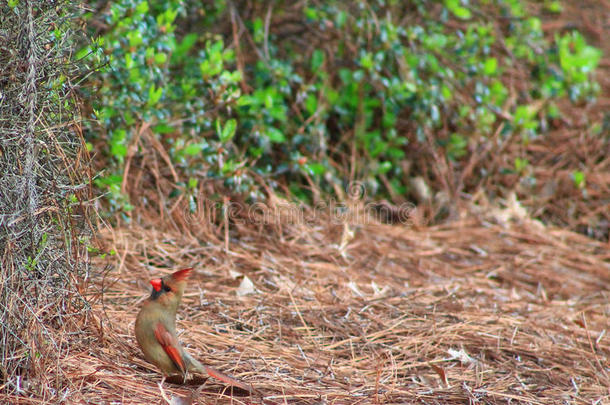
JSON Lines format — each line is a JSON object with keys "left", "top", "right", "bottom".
{"left": 135, "top": 268, "right": 252, "bottom": 392}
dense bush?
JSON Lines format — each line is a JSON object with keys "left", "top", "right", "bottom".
{"left": 1, "top": 0, "right": 91, "bottom": 390}
{"left": 80, "top": 0, "right": 601, "bottom": 214}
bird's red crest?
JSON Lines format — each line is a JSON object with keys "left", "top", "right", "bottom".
{"left": 171, "top": 267, "right": 193, "bottom": 282}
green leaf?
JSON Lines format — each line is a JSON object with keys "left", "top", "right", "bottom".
{"left": 183, "top": 144, "right": 202, "bottom": 156}
{"left": 336, "top": 11, "right": 347, "bottom": 28}
{"left": 152, "top": 123, "right": 174, "bottom": 134}
{"left": 222, "top": 48, "right": 235, "bottom": 62}
{"left": 221, "top": 159, "right": 237, "bottom": 174}
{"left": 266, "top": 127, "right": 286, "bottom": 143}
{"left": 305, "top": 94, "right": 317, "bottom": 115}
{"left": 311, "top": 49, "right": 324, "bottom": 70}
{"left": 544, "top": 1, "right": 563, "bottom": 13}
{"left": 135, "top": 1, "right": 149, "bottom": 15}
{"left": 445, "top": 0, "right": 472, "bottom": 19}
{"left": 253, "top": 18, "right": 264, "bottom": 43}
{"left": 378, "top": 161, "right": 393, "bottom": 174}
{"left": 147, "top": 84, "right": 163, "bottom": 107}
{"left": 547, "top": 103, "right": 559, "bottom": 118}
{"left": 424, "top": 33, "right": 448, "bottom": 49}
{"left": 124, "top": 53, "right": 134, "bottom": 69}
{"left": 220, "top": 70, "right": 242, "bottom": 84}
{"left": 514, "top": 157, "right": 529, "bottom": 172}
{"left": 304, "top": 7, "right": 318, "bottom": 21}
{"left": 75, "top": 45, "right": 90, "bottom": 60}
{"left": 360, "top": 52, "right": 374, "bottom": 70}
{"left": 441, "top": 84, "right": 452, "bottom": 100}
{"left": 558, "top": 32, "right": 601, "bottom": 77}
{"left": 124, "top": 111, "right": 135, "bottom": 126}
{"left": 305, "top": 162, "right": 326, "bottom": 176}
{"left": 200, "top": 57, "right": 223, "bottom": 77}
{"left": 514, "top": 105, "right": 536, "bottom": 127}
{"left": 490, "top": 80, "right": 508, "bottom": 105}
{"left": 215, "top": 118, "right": 222, "bottom": 137}
{"left": 172, "top": 33, "right": 198, "bottom": 62}
{"left": 157, "top": 8, "right": 178, "bottom": 26}
{"left": 220, "top": 118, "right": 237, "bottom": 142}
{"left": 110, "top": 129, "right": 128, "bottom": 159}
{"left": 447, "top": 133, "right": 468, "bottom": 159}
{"left": 387, "top": 147, "right": 405, "bottom": 159}
{"left": 154, "top": 52, "right": 167, "bottom": 65}
{"left": 572, "top": 171, "right": 585, "bottom": 188}
{"left": 236, "top": 95, "right": 254, "bottom": 107}
{"left": 111, "top": 143, "right": 127, "bottom": 159}
{"left": 483, "top": 57, "right": 497, "bottom": 76}
{"left": 127, "top": 30, "right": 143, "bottom": 48}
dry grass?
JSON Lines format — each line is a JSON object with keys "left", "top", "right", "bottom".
{"left": 0, "top": 0, "right": 91, "bottom": 397}
{"left": 4, "top": 196, "right": 608, "bottom": 404}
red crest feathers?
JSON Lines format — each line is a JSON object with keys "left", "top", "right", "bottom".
{"left": 171, "top": 267, "right": 193, "bottom": 282}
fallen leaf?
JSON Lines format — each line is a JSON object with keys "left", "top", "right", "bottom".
{"left": 236, "top": 275, "right": 256, "bottom": 296}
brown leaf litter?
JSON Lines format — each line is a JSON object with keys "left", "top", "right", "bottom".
{"left": 3, "top": 200, "right": 609, "bottom": 404}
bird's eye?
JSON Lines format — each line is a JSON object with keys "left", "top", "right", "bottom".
{"left": 163, "top": 284, "right": 171, "bottom": 292}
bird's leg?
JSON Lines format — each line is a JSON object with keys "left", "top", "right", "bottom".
{"left": 157, "top": 376, "right": 172, "bottom": 404}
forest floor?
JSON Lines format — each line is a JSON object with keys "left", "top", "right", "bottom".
{"left": 70, "top": 202, "right": 610, "bottom": 404}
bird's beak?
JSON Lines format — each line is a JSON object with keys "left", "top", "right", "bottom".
{"left": 150, "top": 278, "right": 162, "bottom": 292}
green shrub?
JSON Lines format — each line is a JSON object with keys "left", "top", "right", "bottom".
{"left": 81, "top": 0, "right": 601, "bottom": 211}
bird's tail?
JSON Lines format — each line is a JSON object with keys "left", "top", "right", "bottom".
{"left": 186, "top": 352, "right": 253, "bottom": 393}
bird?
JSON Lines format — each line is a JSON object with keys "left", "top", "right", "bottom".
{"left": 135, "top": 267, "right": 252, "bottom": 393}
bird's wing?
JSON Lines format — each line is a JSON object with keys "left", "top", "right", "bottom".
{"left": 153, "top": 322, "right": 186, "bottom": 373}
{"left": 154, "top": 323, "right": 254, "bottom": 392}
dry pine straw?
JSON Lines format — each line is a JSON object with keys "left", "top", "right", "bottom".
{"left": 13, "top": 202, "right": 610, "bottom": 404}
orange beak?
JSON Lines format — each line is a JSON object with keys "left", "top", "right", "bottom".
{"left": 150, "top": 278, "right": 162, "bottom": 292}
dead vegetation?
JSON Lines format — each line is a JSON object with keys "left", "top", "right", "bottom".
{"left": 3, "top": 194, "right": 608, "bottom": 404}
{"left": 0, "top": 0, "right": 91, "bottom": 397}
